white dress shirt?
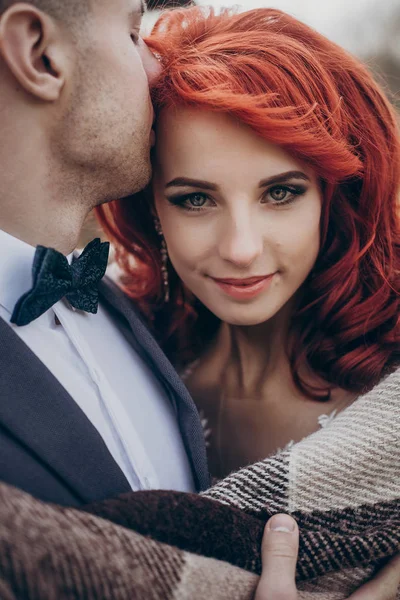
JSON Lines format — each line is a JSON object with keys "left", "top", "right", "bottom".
{"left": 0, "top": 228, "right": 195, "bottom": 493}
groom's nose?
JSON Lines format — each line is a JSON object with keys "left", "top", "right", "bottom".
{"left": 140, "top": 40, "right": 162, "bottom": 84}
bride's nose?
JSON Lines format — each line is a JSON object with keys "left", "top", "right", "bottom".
{"left": 218, "top": 210, "right": 263, "bottom": 268}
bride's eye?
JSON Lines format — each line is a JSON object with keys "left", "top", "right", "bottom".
{"left": 188, "top": 194, "right": 208, "bottom": 207}
{"left": 263, "top": 184, "right": 307, "bottom": 206}
{"left": 166, "top": 192, "right": 214, "bottom": 212}
{"left": 270, "top": 187, "right": 289, "bottom": 202}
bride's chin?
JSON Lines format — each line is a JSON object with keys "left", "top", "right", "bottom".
{"left": 208, "top": 309, "right": 272, "bottom": 327}
{"left": 228, "top": 317, "right": 271, "bottom": 327}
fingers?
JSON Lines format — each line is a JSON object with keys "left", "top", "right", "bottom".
{"left": 255, "top": 519, "right": 400, "bottom": 600}
{"left": 254, "top": 514, "right": 299, "bottom": 600}
{"left": 348, "top": 553, "right": 400, "bottom": 600}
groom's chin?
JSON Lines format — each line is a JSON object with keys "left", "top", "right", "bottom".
{"left": 98, "top": 161, "right": 153, "bottom": 207}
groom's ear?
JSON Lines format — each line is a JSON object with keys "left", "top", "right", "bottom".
{"left": 0, "top": 4, "right": 68, "bottom": 101}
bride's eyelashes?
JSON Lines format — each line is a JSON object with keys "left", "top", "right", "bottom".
{"left": 165, "top": 184, "right": 308, "bottom": 213}
{"left": 166, "top": 192, "right": 214, "bottom": 212}
{"left": 262, "top": 184, "right": 308, "bottom": 207}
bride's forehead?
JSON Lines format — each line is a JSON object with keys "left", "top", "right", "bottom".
{"left": 155, "top": 109, "right": 299, "bottom": 167}
{"left": 156, "top": 109, "right": 256, "bottom": 149}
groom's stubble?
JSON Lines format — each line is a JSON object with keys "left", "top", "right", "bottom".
{"left": 1, "top": 0, "right": 154, "bottom": 206}
{"left": 0, "top": 0, "right": 156, "bottom": 252}
{"left": 52, "top": 36, "right": 153, "bottom": 208}
{"left": 47, "top": 0, "right": 154, "bottom": 207}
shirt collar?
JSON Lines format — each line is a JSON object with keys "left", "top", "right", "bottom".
{"left": 0, "top": 228, "right": 74, "bottom": 316}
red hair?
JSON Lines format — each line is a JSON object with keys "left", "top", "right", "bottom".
{"left": 97, "top": 7, "right": 400, "bottom": 398}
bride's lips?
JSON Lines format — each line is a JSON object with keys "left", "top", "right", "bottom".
{"left": 211, "top": 274, "right": 276, "bottom": 300}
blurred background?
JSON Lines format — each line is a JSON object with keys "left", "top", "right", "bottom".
{"left": 81, "top": 0, "right": 399, "bottom": 246}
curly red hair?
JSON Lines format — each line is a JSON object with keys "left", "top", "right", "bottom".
{"left": 97, "top": 7, "right": 400, "bottom": 398}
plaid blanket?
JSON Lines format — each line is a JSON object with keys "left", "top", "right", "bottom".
{"left": 0, "top": 366, "right": 399, "bottom": 599}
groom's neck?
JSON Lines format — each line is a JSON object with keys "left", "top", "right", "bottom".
{"left": 0, "top": 142, "right": 93, "bottom": 255}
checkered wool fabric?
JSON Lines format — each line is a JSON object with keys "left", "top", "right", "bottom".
{"left": 203, "top": 365, "right": 400, "bottom": 596}
{"left": 0, "top": 366, "right": 398, "bottom": 599}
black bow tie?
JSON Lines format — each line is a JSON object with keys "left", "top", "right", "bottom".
{"left": 11, "top": 238, "right": 110, "bottom": 326}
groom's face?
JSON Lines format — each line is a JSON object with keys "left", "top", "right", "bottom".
{"left": 58, "top": 0, "right": 159, "bottom": 202}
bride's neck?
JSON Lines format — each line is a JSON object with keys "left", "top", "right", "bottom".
{"left": 212, "top": 303, "right": 293, "bottom": 396}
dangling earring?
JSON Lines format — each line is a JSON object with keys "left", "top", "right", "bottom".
{"left": 154, "top": 217, "right": 170, "bottom": 303}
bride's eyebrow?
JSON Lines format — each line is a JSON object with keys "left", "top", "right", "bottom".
{"left": 165, "top": 171, "right": 310, "bottom": 191}
{"left": 165, "top": 178, "right": 219, "bottom": 191}
{"left": 258, "top": 171, "right": 310, "bottom": 188}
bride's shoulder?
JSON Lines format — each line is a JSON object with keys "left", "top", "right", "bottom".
{"left": 179, "top": 352, "right": 222, "bottom": 390}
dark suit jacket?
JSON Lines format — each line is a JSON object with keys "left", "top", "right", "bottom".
{"left": 0, "top": 277, "right": 210, "bottom": 506}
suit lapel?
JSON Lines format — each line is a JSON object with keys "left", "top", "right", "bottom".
{"left": 0, "top": 317, "right": 131, "bottom": 504}
{"left": 98, "top": 278, "right": 210, "bottom": 491}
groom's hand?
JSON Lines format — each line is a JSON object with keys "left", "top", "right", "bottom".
{"left": 255, "top": 515, "right": 400, "bottom": 600}
{"left": 255, "top": 514, "right": 298, "bottom": 600}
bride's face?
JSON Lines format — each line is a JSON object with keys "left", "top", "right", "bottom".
{"left": 153, "top": 108, "right": 322, "bottom": 326}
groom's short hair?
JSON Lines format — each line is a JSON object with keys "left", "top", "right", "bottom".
{"left": 0, "top": 0, "right": 89, "bottom": 24}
